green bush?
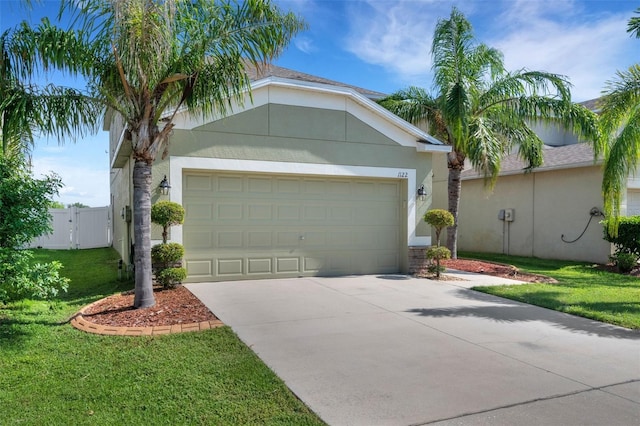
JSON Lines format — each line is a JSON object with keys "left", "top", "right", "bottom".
{"left": 426, "top": 246, "right": 451, "bottom": 261}
{"left": 151, "top": 243, "right": 185, "bottom": 265}
{"left": 614, "top": 252, "right": 638, "bottom": 273}
{"left": 603, "top": 216, "right": 640, "bottom": 256}
{"left": 424, "top": 209, "right": 454, "bottom": 247}
{"left": 0, "top": 249, "right": 69, "bottom": 303}
{"left": 151, "top": 201, "right": 185, "bottom": 243}
{"left": 157, "top": 267, "right": 187, "bottom": 289}
{"left": 425, "top": 245, "right": 451, "bottom": 278}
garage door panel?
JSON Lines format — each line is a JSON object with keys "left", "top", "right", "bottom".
{"left": 248, "top": 203, "right": 272, "bottom": 221}
{"left": 354, "top": 231, "right": 377, "bottom": 248}
{"left": 304, "top": 180, "right": 326, "bottom": 194}
{"left": 218, "top": 258, "right": 243, "bottom": 275}
{"left": 277, "top": 204, "right": 300, "bottom": 221}
{"left": 276, "top": 231, "right": 300, "bottom": 247}
{"left": 185, "top": 203, "right": 213, "bottom": 220}
{"left": 184, "top": 230, "right": 213, "bottom": 249}
{"left": 217, "top": 203, "right": 243, "bottom": 220}
{"left": 247, "top": 258, "right": 272, "bottom": 274}
{"left": 327, "top": 180, "right": 352, "bottom": 196}
{"left": 304, "top": 231, "right": 326, "bottom": 246}
{"left": 217, "top": 176, "right": 243, "bottom": 192}
{"left": 304, "top": 256, "right": 325, "bottom": 272}
{"left": 217, "top": 231, "right": 243, "bottom": 248}
{"left": 378, "top": 252, "right": 400, "bottom": 269}
{"left": 277, "top": 257, "right": 300, "bottom": 272}
{"left": 303, "top": 205, "right": 327, "bottom": 221}
{"left": 183, "top": 172, "right": 404, "bottom": 281}
{"left": 328, "top": 231, "right": 352, "bottom": 246}
{"left": 185, "top": 259, "right": 213, "bottom": 278}
{"left": 248, "top": 231, "right": 272, "bottom": 248}
{"left": 248, "top": 177, "right": 273, "bottom": 193}
{"left": 184, "top": 174, "right": 212, "bottom": 191}
{"left": 277, "top": 178, "right": 300, "bottom": 193}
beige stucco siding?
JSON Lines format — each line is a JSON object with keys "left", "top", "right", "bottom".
{"left": 456, "top": 165, "right": 610, "bottom": 263}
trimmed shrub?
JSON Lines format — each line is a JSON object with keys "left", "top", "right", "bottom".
{"left": 614, "top": 252, "right": 638, "bottom": 273}
{"left": 151, "top": 243, "right": 185, "bottom": 265}
{"left": 425, "top": 245, "right": 451, "bottom": 278}
{"left": 603, "top": 216, "right": 640, "bottom": 256}
{"left": 151, "top": 201, "right": 185, "bottom": 243}
{"left": 424, "top": 209, "right": 454, "bottom": 247}
{"left": 157, "top": 267, "right": 187, "bottom": 289}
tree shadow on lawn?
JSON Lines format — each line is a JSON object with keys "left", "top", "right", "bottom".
{"left": 406, "top": 288, "right": 640, "bottom": 340}
{"left": 0, "top": 309, "right": 69, "bottom": 350}
{"left": 1, "top": 278, "right": 134, "bottom": 349}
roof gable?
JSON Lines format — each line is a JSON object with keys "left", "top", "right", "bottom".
{"left": 172, "top": 75, "right": 448, "bottom": 153}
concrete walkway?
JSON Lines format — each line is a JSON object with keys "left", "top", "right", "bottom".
{"left": 187, "top": 274, "right": 640, "bottom": 426}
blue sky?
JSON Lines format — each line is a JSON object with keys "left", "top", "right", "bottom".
{"left": 2, "top": 0, "right": 637, "bottom": 206}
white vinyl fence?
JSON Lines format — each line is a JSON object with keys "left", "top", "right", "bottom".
{"left": 29, "top": 206, "right": 112, "bottom": 249}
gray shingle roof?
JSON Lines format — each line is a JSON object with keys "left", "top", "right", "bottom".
{"left": 461, "top": 143, "right": 600, "bottom": 180}
{"left": 245, "top": 62, "right": 387, "bottom": 100}
{"left": 579, "top": 98, "right": 601, "bottom": 112}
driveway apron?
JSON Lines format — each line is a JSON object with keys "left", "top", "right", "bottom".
{"left": 187, "top": 275, "right": 640, "bottom": 426}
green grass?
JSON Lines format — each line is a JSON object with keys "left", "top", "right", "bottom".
{"left": 1, "top": 248, "right": 325, "bottom": 426}
{"left": 461, "top": 251, "right": 640, "bottom": 329}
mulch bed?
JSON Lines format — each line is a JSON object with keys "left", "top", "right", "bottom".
{"left": 82, "top": 286, "right": 218, "bottom": 328}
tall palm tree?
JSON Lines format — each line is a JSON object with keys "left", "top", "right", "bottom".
{"left": 25, "top": 0, "right": 304, "bottom": 308}
{"left": 597, "top": 8, "right": 640, "bottom": 235}
{"left": 0, "top": 26, "right": 100, "bottom": 159}
{"left": 379, "top": 7, "right": 599, "bottom": 257}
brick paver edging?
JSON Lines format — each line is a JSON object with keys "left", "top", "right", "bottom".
{"left": 70, "top": 298, "right": 224, "bottom": 336}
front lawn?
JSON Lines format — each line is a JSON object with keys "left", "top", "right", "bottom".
{"left": 463, "top": 252, "right": 640, "bottom": 329}
{"left": 0, "top": 248, "right": 324, "bottom": 425}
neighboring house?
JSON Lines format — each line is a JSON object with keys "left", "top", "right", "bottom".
{"left": 431, "top": 103, "right": 640, "bottom": 264}
{"left": 108, "top": 65, "right": 449, "bottom": 282}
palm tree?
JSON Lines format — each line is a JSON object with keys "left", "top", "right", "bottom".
{"left": 0, "top": 26, "right": 100, "bottom": 159}
{"left": 597, "top": 8, "right": 640, "bottom": 235}
{"left": 379, "top": 7, "right": 599, "bottom": 258}
{"left": 25, "top": 0, "right": 304, "bottom": 307}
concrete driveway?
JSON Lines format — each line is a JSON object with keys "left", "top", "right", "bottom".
{"left": 187, "top": 275, "right": 640, "bottom": 426}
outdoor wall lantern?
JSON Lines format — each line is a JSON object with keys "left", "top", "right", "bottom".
{"left": 417, "top": 184, "right": 427, "bottom": 200}
{"left": 159, "top": 175, "right": 171, "bottom": 196}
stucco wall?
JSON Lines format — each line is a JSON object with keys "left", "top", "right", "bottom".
{"left": 163, "top": 103, "right": 436, "bottom": 239}
{"left": 456, "top": 165, "right": 611, "bottom": 263}
{"left": 110, "top": 161, "right": 132, "bottom": 264}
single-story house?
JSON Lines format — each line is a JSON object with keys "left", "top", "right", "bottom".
{"left": 108, "top": 65, "right": 449, "bottom": 282}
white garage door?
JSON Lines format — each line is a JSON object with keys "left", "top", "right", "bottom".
{"left": 182, "top": 171, "right": 404, "bottom": 282}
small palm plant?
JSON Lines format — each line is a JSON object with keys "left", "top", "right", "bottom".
{"left": 424, "top": 209, "right": 454, "bottom": 278}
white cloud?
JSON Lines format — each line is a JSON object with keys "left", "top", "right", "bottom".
{"left": 343, "top": 1, "right": 445, "bottom": 86}
{"left": 340, "top": 0, "right": 635, "bottom": 100}
{"left": 490, "top": 1, "right": 633, "bottom": 101}
{"left": 294, "top": 36, "right": 315, "bottom": 54}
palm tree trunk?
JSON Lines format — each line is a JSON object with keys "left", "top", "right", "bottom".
{"left": 132, "top": 160, "right": 155, "bottom": 308}
{"left": 446, "top": 150, "right": 465, "bottom": 259}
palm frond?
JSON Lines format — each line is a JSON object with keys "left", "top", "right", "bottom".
{"left": 628, "top": 7, "right": 640, "bottom": 38}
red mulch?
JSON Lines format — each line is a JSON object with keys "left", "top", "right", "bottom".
{"left": 442, "top": 258, "right": 558, "bottom": 283}
{"left": 82, "top": 286, "right": 218, "bottom": 328}
{"left": 81, "top": 259, "right": 558, "bottom": 328}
